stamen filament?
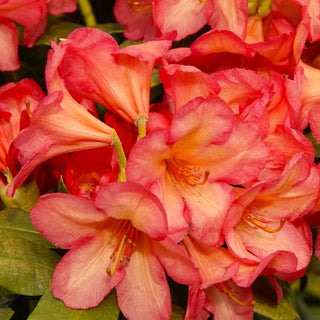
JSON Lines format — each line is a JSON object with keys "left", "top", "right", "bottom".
{"left": 106, "top": 221, "right": 137, "bottom": 277}
{"left": 25, "top": 100, "right": 32, "bottom": 118}
{"left": 107, "top": 234, "right": 127, "bottom": 276}
{"left": 242, "top": 209, "right": 285, "bottom": 233}
{"left": 216, "top": 283, "right": 254, "bottom": 307}
{"left": 166, "top": 158, "right": 210, "bottom": 186}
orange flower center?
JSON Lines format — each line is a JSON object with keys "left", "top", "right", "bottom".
{"left": 166, "top": 158, "right": 210, "bottom": 187}
{"left": 127, "top": 0, "right": 152, "bottom": 11}
{"left": 215, "top": 282, "right": 254, "bottom": 306}
{"left": 106, "top": 220, "right": 138, "bottom": 276}
{"left": 242, "top": 208, "right": 285, "bottom": 233}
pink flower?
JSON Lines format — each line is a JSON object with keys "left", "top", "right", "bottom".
{"left": 182, "top": 235, "right": 253, "bottom": 320}
{"left": 114, "top": 0, "right": 248, "bottom": 41}
{"left": 58, "top": 27, "right": 171, "bottom": 123}
{"left": 224, "top": 154, "right": 319, "bottom": 283}
{"left": 0, "top": 0, "right": 77, "bottom": 71}
{"left": 6, "top": 33, "right": 118, "bottom": 197}
{"left": 187, "top": 280, "right": 253, "bottom": 320}
{"left": 0, "top": 79, "right": 45, "bottom": 177}
{"left": 6, "top": 90, "right": 115, "bottom": 197}
{"left": 127, "top": 95, "right": 267, "bottom": 244}
{"left": 0, "top": 0, "right": 46, "bottom": 70}
{"left": 30, "top": 182, "right": 197, "bottom": 319}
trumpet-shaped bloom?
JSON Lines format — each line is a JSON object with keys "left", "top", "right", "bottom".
{"left": 58, "top": 27, "right": 172, "bottom": 123}
{"left": 6, "top": 90, "right": 115, "bottom": 197}
{"left": 127, "top": 95, "right": 267, "bottom": 244}
{"left": 30, "top": 182, "right": 197, "bottom": 319}
{"left": 6, "top": 34, "right": 118, "bottom": 197}
{"left": 224, "top": 154, "right": 319, "bottom": 282}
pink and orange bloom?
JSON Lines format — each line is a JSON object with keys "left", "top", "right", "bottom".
{"left": 30, "top": 182, "right": 198, "bottom": 319}
{"left": 2, "top": 1, "right": 320, "bottom": 320}
{"left": 0, "top": 0, "right": 77, "bottom": 71}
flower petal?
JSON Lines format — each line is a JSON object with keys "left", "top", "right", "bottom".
{"left": 116, "top": 233, "right": 171, "bottom": 320}
{"left": 30, "top": 193, "right": 108, "bottom": 248}
{"left": 94, "top": 182, "right": 168, "bottom": 240}
{"left": 0, "top": 22, "right": 19, "bottom": 71}
{"left": 52, "top": 232, "right": 125, "bottom": 309}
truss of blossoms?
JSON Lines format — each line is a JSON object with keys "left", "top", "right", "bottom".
{"left": 1, "top": 0, "right": 320, "bottom": 319}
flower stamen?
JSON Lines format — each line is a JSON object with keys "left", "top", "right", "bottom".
{"left": 107, "top": 220, "right": 137, "bottom": 276}
{"left": 166, "top": 158, "right": 210, "bottom": 187}
{"left": 25, "top": 100, "right": 32, "bottom": 118}
{"left": 215, "top": 283, "right": 254, "bottom": 307}
{"left": 242, "top": 208, "right": 285, "bottom": 233}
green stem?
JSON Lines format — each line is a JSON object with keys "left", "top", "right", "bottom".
{"left": 112, "top": 131, "right": 127, "bottom": 182}
{"left": 77, "top": 0, "right": 97, "bottom": 26}
{"left": 136, "top": 114, "right": 148, "bottom": 140}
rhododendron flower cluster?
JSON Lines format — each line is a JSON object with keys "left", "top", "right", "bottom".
{"left": 1, "top": 1, "right": 320, "bottom": 320}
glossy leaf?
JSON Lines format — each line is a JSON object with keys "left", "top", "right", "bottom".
{"left": 0, "top": 307, "right": 14, "bottom": 320}
{"left": 28, "top": 288, "right": 119, "bottom": 320}
{"left": 0, "top": 170, "right": 39, "bottom": 211}
{"left": 0, "top": 208, "right": 54, "bottom": 247}
{"left": 305, "top": 132, "right": 320, "bottom": 159}
{"left": 96, "top": 23, "right": 125, "bottom": 34}
{"left": 170, "top": 304, "right": 185, "bottom": 320}
{"left": 253, "top": 279, "right": 301, "bottom": 320}
{"left": 0, "top": 230, "right": 60, "bottom": 296}
{"left": 304, "top": 273, "right": 320, "bottom": 299}
{"left": 35, "top": 17, "right": 82, "bottom": 45}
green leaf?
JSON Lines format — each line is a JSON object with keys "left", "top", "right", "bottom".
{"left": 0, "top": 208, "right": 54, "bottom": 248}
{"left": 95, "top": 23, "right": 125, "bottom": 34}
{"left": 305, "top": 132, "right": 320, "bottom": 159}
{"left": 307, "top": 304, "right": 320, "bottom": 320}
{"left": 170, "top": 304, "right": 185, "bottom": 320}
{"left": 0, "top": 230, "right": 60, "bottom": 296}
{"left": 0, "top": 170, "right": 39, "bottom": 211}
{"left": 151, "top": 68, "right": 161, "bottom": 88}
{"left": 304, "top": 273, "right": 320, "bottom": 299}
{"left": 0, "top": 307, "right": 14, "bottom": 320}
{"left": 35, "top": 17, "right": 82, "bottom": 45}
{"left": 28, "top": 288, "right": 120, "bottom": 320}
{"left": 253, "top": 281, "right": 301, "bottom": 320}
